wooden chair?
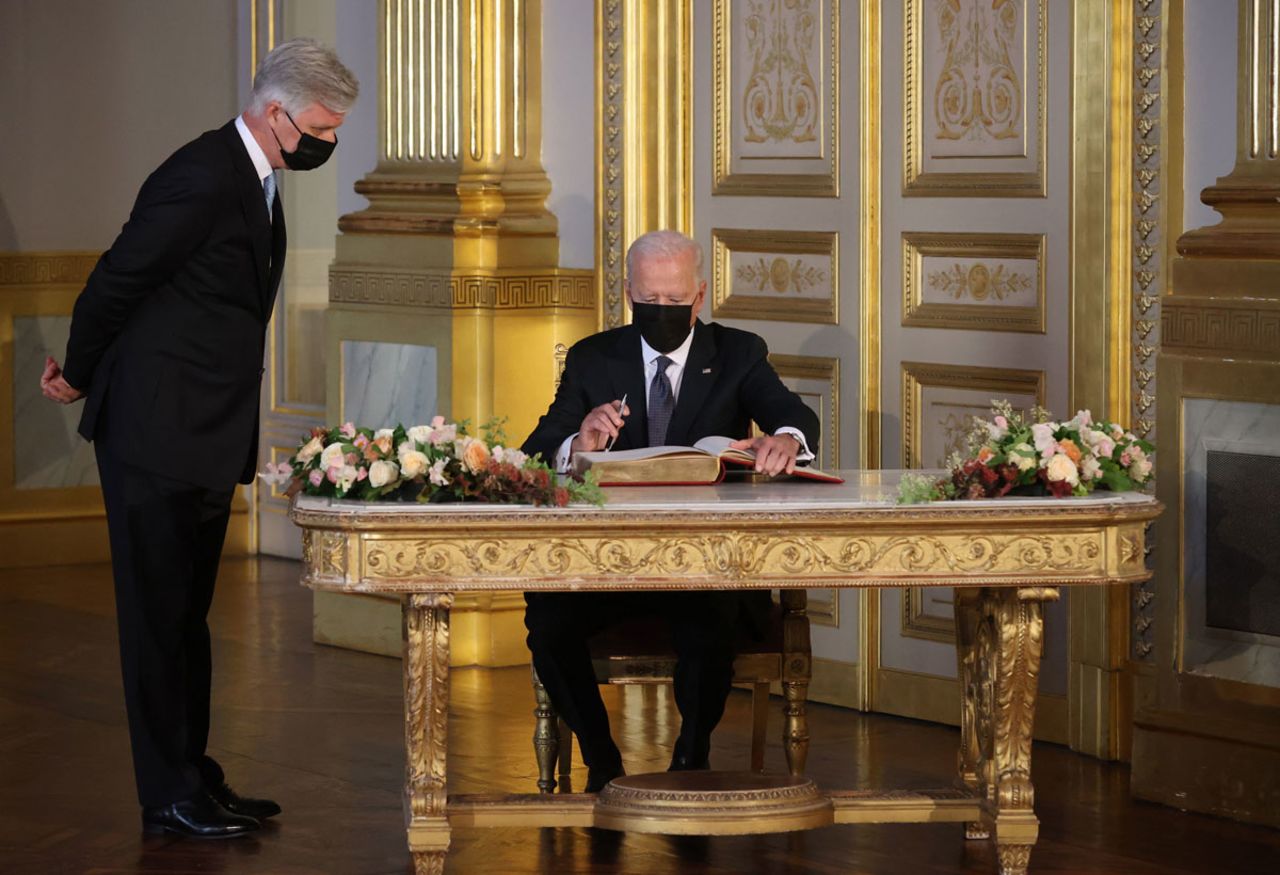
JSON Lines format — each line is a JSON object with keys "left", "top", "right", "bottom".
{"left": 531, "top": 590, "right": 812, "bottom": 792}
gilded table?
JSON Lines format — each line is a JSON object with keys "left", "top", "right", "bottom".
{"left": 290, "top": 472, "right": 1160, "bottom": 875}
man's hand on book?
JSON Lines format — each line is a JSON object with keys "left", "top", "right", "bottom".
{"left": 730, "top": 434, "right": 800, "bottom": 476}
{"left": 572, "top": 399, "right": 632, "bottom": 453}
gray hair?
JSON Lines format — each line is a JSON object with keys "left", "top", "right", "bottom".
{"left": 249, "top": 38, "right": 359, "bottom": 116}
{"left": 625, "top": 230, "right": 704, "bottom": 281}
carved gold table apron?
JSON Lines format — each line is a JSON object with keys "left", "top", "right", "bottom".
{"left": 290, "top": 473, "right": 1160, "bottom": 875}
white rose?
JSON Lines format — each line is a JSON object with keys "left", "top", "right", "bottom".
{"left": 400, "top": 450, "right": 429, "bottom": 479}
{"left": 430, "top": 423, "right": 457, "bottom": 445}
{"left": 368, "top": 459, "right": 400, "bottom": 488}
{"left": 296, "top": 436, "right": 324, "bottom": 464}
{"left": 406, "top": 425, "right": 433, "bottom": 447}
{"left": 374, "top": 428, "right": 395, "bottom": 441}
{"left": 336, "top": 464, "right": 359, "bottom": 493}
{"left": 1010, "top": 443, "right": 1037, "bottom": 472}
{"left": 504, "top": 448, "right": 528, "bottom": 468}
{"left": 428, "top": 458, "right": 449, "bottom": 487}
{"left": 1045, "top": 453, "right": 1080, "bottom": 486}
{"left": 1081, "top": 456, "right": 1102, "bottom": 481}
{"left": 320, "top": 442, "right": 346, "bottom": 470}
{"left": 1130, "top": 457, "right": 1153, "bottom": 481}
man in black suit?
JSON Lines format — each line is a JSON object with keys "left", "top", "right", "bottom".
{"left": 523, "top": 230, "right": 820, "bottom": 791}
{"left": 39, "top": 39, "right": 357, "bottom": 839}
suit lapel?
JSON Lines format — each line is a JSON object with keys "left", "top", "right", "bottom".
{"left": 221, "top": 122, "right": 272, "bottom": 315}
{"left": 665, "top": 322, "right": 718, "bottom": 446}
{"left": 606, "top": 326, "right": 649, "bottom": 450}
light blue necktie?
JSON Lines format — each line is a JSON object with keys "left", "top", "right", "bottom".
{"left": 263, "top": 172, "right": 276, "bottom": 217}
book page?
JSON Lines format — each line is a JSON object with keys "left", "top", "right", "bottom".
{"left": 691, "top": 435, "right": 753, "bottom": 460}
{"left": 576, "top": 445, "right": 712, "bottom": 464}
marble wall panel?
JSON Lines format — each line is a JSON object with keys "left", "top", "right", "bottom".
{"left": 341, "top": 340, "right": 439, "bottom": 429}
{"left": 1182, "top": 398, "right": 1280, "bottom": 688}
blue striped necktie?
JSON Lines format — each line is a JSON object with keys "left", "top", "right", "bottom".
{"left": 647, "top": 355, "right": 676, "bottom": 447}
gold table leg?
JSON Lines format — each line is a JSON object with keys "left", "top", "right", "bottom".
{"left": 956, "top": 586, "right": 1058, "bottom": 875}
{"left": 404, "top": 593, "right": 453, "bottom": 874}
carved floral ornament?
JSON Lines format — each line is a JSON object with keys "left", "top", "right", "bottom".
{"left": 741, "top": 0, "right": 821, "bottom": 146}
{"left": 933, "top": 0, "right": 1024, "bottom": 145}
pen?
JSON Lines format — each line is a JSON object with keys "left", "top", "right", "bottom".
{"left": 603, "top": 393, "right": 627, "bottom": 452}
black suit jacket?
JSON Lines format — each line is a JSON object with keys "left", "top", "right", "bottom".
{"left": 524, "top": 321, "right": 820, "bottom": 463}
{"left": 64, "top": 120, "right": 286, "bottom": 490}
{"left": 523, "top": 320, "right": 820, "bottom": 637}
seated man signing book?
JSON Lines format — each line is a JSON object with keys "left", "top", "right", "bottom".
{"left": 521, "top": 230, "right": 820, "bottom": 790}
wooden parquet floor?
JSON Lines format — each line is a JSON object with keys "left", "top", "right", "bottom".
{"left": 1, "top": 557, "right": 1276, "bottom": 874}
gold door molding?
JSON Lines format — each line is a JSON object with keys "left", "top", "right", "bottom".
{"left": 712, "top": 0, "right": 840, "bottom": 196}
{"left": 902, "top": 232, "right": 1046, "bottom": 333}
{"left": 904, "top": 0, "right": 1047, "bottom": 196}
{"left": 712, "top": 228, "right": 839, "bottom": 324}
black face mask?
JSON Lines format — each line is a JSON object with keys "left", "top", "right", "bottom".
{"left": 271, "top": 110, "right": 336, "bottom": 171}
{"left": 631, "top": 301, "right": 693, "bottom": 353}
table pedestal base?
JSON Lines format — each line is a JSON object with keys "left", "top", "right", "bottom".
{"left": 594, "top": 771, "right": 832, "bottom": 835}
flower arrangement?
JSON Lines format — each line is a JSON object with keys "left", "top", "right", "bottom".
{"left": 259, "top": 416, "right": 604, "bottom": 507}
{"left": 897, "top": 401, "right": 1154, "bottom": 504}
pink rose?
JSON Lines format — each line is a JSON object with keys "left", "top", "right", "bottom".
{"left": 309, "top": 469, "right": 325, "bottom": 487}
{"left": 353, "top": 434, "right": 370, "bottom": 449}
{"left": 326, "top": 466, "right": 341, "bottom": 484}
{"left": 357, "top": 467, "right": 368, "bottom": 481}
{"left": 431, "top": 415, "right": 446, "bottom": 428}
{"left": 340, "top": 422, "right": 357, "bottom": 438}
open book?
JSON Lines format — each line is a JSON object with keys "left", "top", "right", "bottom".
{"left": 572, "top": 435, "right": 844, "bottom": 486}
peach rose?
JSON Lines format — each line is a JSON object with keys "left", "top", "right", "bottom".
{"left": 461, "top": 438, "right": 491, "bottom": 474}
{"left": 1057, "top": 439, "right": 1082, "bottom": 464}
{"left": 1045, "top": 453, "right": 1080, "bottom": 486}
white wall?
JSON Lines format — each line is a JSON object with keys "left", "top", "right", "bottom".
{"left": 1183, "top": 0, "right": 1238, "bottom": 234}
{"left": 0, "top": 0, "right": 239, "bottom": 251}
{"left": 542, "top": 1, "right": 595, "bottom": 269}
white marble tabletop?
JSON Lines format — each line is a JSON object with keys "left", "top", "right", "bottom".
{"left": 292, "top": 470, "right": 1159, "bottom": 517}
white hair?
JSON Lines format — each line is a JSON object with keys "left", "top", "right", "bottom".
{"left": 625, "top": 230, "right": 705, "bottom": 281}
{"left": 249, "top": 38, "right": 359, "bottom": 116}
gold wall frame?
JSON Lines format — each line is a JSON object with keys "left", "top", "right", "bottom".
{"left": 901, "top": 587, "right": 956, "bottom": 643}
{"left": 902, "top": 232, "right": 1046, "bottom": 332}
{"left": 712, "top": 228, "right": 839, "bottom": 324}
{"left": 596, "top": 0, "right": 694, "bottom": 329}
{"left": 903, "top": 0, "right": 1047, "bottom": 197}
{"left": 712, "top": 0, "right": 840, "bottom": 196}
{"left": 900, "top": 361, "right": 1047, "bottom": 469}
{"left": 769, "top": 352, "right": 840, "bottom": 626}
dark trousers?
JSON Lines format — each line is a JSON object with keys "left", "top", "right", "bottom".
{"left": 524, "top": 591, "right": 739, "bottom": 771}
{"left": 95, "top": 441, "right": 234, "bottom": 807}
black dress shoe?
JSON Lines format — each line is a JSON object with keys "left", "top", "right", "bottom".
{"left": 142, "top": 789, "right": 260, "bottom": 839}
{"left": 668, "top": 750, "right": 711, "bottom": 772}
{"left": 208, "top": 782, "right": 282, "bottom": 820}
{"left": 585, "top": 762, "right": 625, "bottom": 793}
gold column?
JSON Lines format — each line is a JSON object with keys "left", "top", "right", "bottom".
{"left": 1131, "top": 0, "right": 1280, "bottom": 827}
{"left": 320, "top": 0, "right": 595, "bottom": 666}
{"left": 596, "top": 0, "right": 692, "bottom": 329}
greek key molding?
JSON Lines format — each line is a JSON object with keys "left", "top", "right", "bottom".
{"left": 1160, "top": 299, "right": 1280, "bottom": 362}
{"left": 0, "top": 252, "right": 99, "bottom": 286}
{"left": 329, "top": 268, "right": 593, "bottom": 310}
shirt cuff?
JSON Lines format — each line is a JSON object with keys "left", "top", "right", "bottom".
{"left": 555, "top": 433, "right": 578, "bottom": 474}
{"left": 774, "top": 427, "right": 815, "bottom": 463}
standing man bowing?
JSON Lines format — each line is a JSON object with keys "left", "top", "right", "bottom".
{"left": 523, "top": 230, "right": 820, "bottom": 791}
{"left": 39, "top": 39, "right": 357, "bottom": 839}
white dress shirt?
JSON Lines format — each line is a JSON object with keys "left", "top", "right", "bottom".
{"left": 234, "top": 115, "right": 275, "bottom": 202}
{"left": 554, "top": 326, "right": 815, "bottom": 471}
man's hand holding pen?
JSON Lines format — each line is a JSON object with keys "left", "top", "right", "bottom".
{"left": 571, "top": 395, "right": 630, "bottom": 454}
